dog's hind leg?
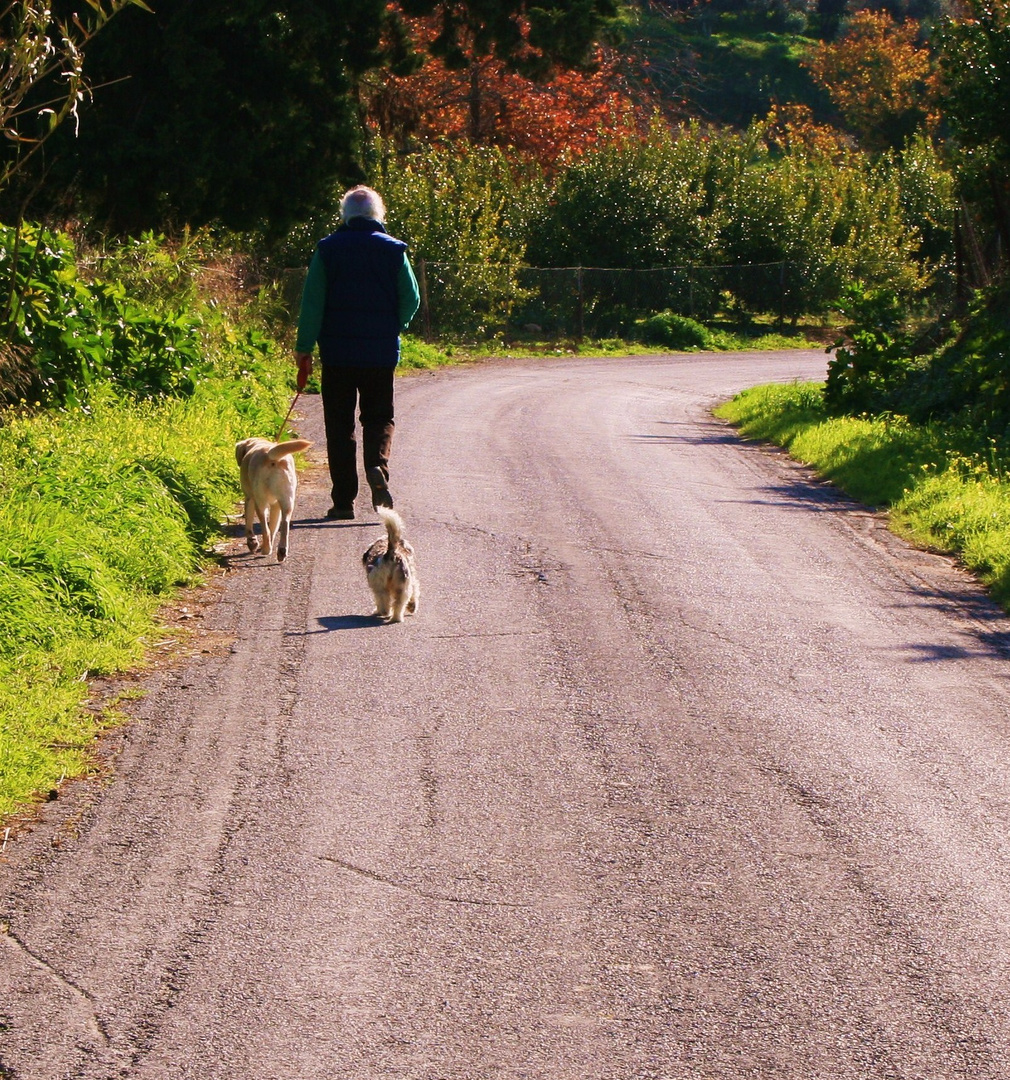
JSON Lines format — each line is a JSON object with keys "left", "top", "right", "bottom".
{"left": 389, "top": 579, "right": 412, "bottom": 623}
{"left": 275, "top": 500, "right": 293, "bottom": 563}
{"left": 258, "top": 502, "right": 274, "bottom": 556}
{"left": 244, "top": 497, "right": 258, "bottom": 553}
{"left": 370, "top": 583, "right": 391, "bottom": 621}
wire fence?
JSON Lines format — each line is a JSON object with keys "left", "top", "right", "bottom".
{"left": 416, "top": 259, "right": 799, "bottom": 341}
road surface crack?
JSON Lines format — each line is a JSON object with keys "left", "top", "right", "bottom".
{"left": 0, "top": 918, "right": 110, "bottom": 1048}
{"left": 319, "top": 857, "right": 528, "bottom": 908}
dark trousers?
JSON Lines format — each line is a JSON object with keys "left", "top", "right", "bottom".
{"left": 320, "top": 364, "right": 395, "bottom": 508}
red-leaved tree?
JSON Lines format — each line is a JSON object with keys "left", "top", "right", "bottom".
{"left": 364, "top": 11, "right": 657, "bottom": 164}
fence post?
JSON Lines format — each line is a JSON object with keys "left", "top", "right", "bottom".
{"left": 778, "top": 261, "right": 786, "bottom": 329}
{"left": 954, "top": 210, "right": 968, "bottom": 318}
{"left": 418, "top": 257, "right": 432, "bottom": 341}
{"left": 576, "top": 266, "right": 584, "bottom": 342}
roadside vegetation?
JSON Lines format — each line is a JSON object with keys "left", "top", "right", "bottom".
{"left": 716, "top": 378, "right": 1010, "bottom": 607}
{"left": 2, "top": 0, "right": 1009, "bottom": 822}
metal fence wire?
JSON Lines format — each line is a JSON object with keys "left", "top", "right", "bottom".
{"left": 416, "top": 260, "right": 797, "bottom": 340}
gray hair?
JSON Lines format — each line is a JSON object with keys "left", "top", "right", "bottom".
{"left": 340, "top": 185, "right": 386, "bottom": 224}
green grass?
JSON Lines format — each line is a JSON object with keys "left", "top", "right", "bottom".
{"left": 633, "top": 7, "right": 833, "bottom": 129}
{"left": 716, "top": 382, "right": 1010, "bottom": 607}
{"left": 404, "top": 323, "right": 823, "bottom": 364}
{"left": 0, "top": 366, "right": 288, "bottom": 823}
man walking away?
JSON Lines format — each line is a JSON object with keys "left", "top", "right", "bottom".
{"left": 294, "top": 186, "right": 420, "bottom": 520}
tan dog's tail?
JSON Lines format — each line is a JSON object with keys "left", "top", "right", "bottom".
{"left": 377, "top": 506, "right": 406, "bottom": 550}
{"left": 267, "top": 439, "right": 312, "bottom": 462}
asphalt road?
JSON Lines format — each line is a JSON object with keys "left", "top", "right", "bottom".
{"left": 5, "top": 350, "right": 1010, "bottom": 1079}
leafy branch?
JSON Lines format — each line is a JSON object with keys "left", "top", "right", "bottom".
{"left": 0, "top": 0, "right": 151, "bottom": 191}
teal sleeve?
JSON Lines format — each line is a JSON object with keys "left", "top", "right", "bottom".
{"left": 295, "top": 249, "right": 326, "bottom": 353}
{"left": 399, "top": 254, "right": 421, "bottom": 331}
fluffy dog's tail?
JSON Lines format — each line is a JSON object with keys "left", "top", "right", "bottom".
{"left": 267, "top": 439, "right": 312, "bottom": 461}
{"left": 377, "top": 506, "right": 406, "bottom": 550}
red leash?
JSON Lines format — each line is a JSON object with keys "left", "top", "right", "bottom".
{"left": 275, "top": 356, "right": 311, "bottom": 442}
{"left": 275, "top": 390, "right": 302, "bottom": 443}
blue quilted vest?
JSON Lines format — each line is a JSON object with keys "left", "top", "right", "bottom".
{"left": 316, "top": 218, "right": 407, "bottom": 368}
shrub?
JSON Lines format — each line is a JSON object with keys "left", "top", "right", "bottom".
{"left": 1, "top": 223, "right": 208, "bottom": 406}
{"left": 376, "top": 142, "right": 543, "bottom": 337}
{"left": 898, "top": 280, "right": 1010, "bottom": 433}
{"left": 824, "top": 283, "right": 916, "bottom": 413}
{"left": 527, "top": 122, "right": 716, "bottom": 271}
{"left": 635, "top": 310, "right": 713, "bottom": 349}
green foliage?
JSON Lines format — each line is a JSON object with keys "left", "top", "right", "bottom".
{"left": 379, "top": 142, "right": 544, "bottom": 335}
{"left": 274, "top": 123, "right": 950, "bottom": 341}
{"left": 0, "top": 224, "right": 285, "bottom": 409}
{"left": 893, "top": 134, "right": 956, "bottom": 270}
{"left": 938, "top": 0, "right": 1010, "bottom": 168}
{"left": 897, "top": 279, "right": 1010, "bottom": 431}
{"left": 936, "top": 0, "right": 1010, "bottom": 279}
{"left": 0, "top": 362, "right": 289, "bottom": 820}
{"left": 527, "top": 123, "right": 717, "bottom": 270}
{"left": 0, "top": 223, "right": 210, "bottom": 406}
{"left": 824, "top": 283, "right": 916, "bottom": 413}
{"left": 634, "top": 310, "right": 714, "bottom": 349}
{"left": 400, "top": 336, "right": 456, "bottom": 370}
{"left": 525, "top": 123, "right": 936, "bottom": 323}
{"left": 715, "top": 132, "right": 929, "bottom": 317}
{"left": 82, "top": 229, "right": 206, "bottom": 308}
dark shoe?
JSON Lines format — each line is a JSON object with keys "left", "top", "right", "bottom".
{"left": 366, "top": 465, "right": 393, "bottom": 510}
{"left": 325, "top": 505, "right": 355, "bottom": 520}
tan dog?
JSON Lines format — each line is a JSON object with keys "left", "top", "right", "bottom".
{"left": 235, "top": 437, "right": 312, "bottom": 562}
{"left": 362, "top": 507, "right": 420, "bottom": 622}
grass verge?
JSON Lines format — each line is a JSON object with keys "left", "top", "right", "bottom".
{"left": 0, "top": 367, "right": 288, "bottom": 823}
{"left": 715, "top": 381, "right": 1010, "bottom": 609}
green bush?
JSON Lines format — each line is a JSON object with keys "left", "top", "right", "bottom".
{"left": 635, "top": 310, "right": 714, "bottom": 349}
{"left": 527, "top": 122, "right": 936, "bottom": 325}
{"left": 897, "top": 280, "right": 1010, "bottom": 434}
{"left": 1, "top": 223, "right": 208, "bottom": 406}
{"left": 714, "top": 131, "right": 929, "bottom": 318}
{"left": 824, "top": 283, "right": 916, "bottom": 414}
{"left": 379, "top": 143, "right": 543, "bottom": 337}
{"left": 526, "top": 122, "right": 716, "bottom": 272}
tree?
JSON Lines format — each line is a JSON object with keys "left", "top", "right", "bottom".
{"left": 804, "top": 9, "right": 940, "bottom": 151}
{"left": 14, "top": 0, "right": 411, "bottom": 236}
{"left": 16, "top": 1, "right": 624, "bottom": 235}
{"left": 400, "top": 0, "right": 623, "bottom": 77}
{"left": 366, "top": 14, "right": 653, "bottom": 162}
{"left": 387, "top": 0, "right": 625, "bottom": 148}
{"left": 938, "top": 0, "right": 1010, "bottom": 261}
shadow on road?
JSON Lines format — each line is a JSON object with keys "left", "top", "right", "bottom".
{"left": 631, "top": 420, "right": 739, "bottom": 447}
{"left": 289, "top": 615, "right": 387, "bottom": 636}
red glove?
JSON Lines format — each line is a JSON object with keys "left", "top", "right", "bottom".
{"left": 296, "top": 354, "right": 312, "bottom": 390}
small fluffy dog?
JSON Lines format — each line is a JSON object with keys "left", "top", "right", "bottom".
{"left": 235, "top": 437, "right": 312, "bottom": 562}
{"left": 363, "top": 507, "right": 420, "bottom": 623}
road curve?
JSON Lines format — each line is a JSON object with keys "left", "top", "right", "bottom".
{"left": 5, "top": 350, "right": 1010, "bottom": 1079}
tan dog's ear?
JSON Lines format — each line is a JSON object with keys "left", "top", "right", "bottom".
{"left": 235, "top": 439, "right": 253, "bottom": 467}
